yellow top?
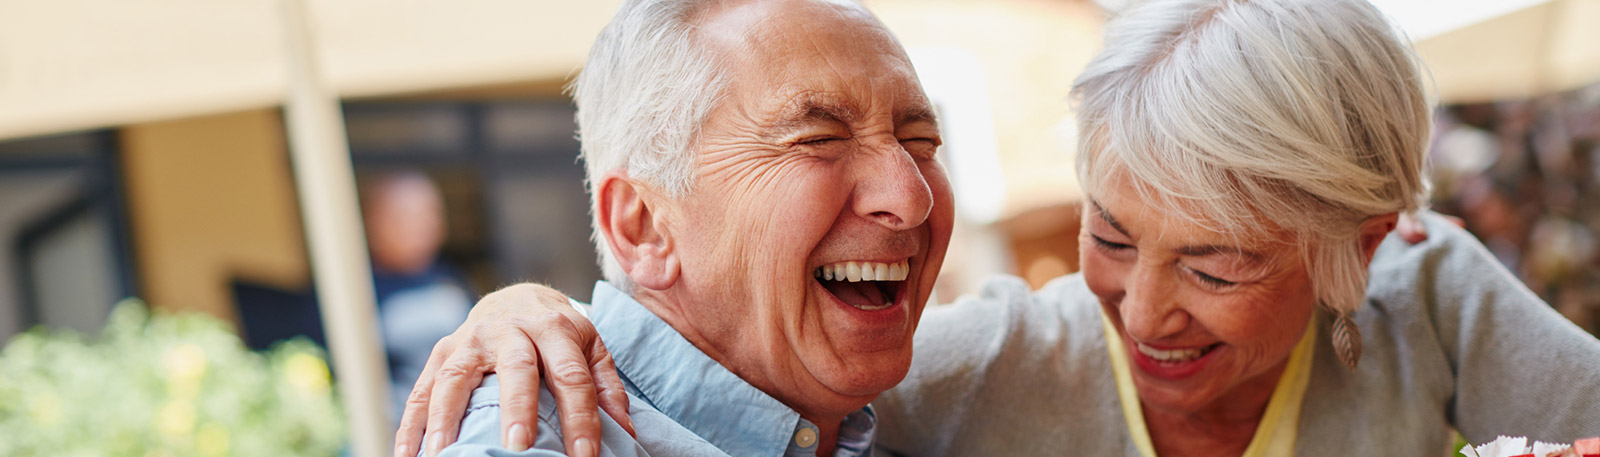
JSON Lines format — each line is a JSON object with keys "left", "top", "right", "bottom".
{"left": 1100, "top": 309, "right": 1317, "bottom": 457}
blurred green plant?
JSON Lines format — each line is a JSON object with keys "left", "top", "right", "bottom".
{"left": 0, "top": 299, "right": 345, "bottom": 457}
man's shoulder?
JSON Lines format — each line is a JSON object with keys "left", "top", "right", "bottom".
{"left": 439, "top": 375, "right": 648, "bottom": 456}
{"left": 441, "top": 375, "right": 726, "bottom": 457}
{"left": 458, "top": 374, "right": 559, "bottom": 426}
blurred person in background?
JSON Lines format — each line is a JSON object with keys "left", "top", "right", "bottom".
{"left": 363, "top": 170, "right": 475, "bottom": 420}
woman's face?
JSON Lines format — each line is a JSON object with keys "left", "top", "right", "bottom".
{"left": 1079, "top": 175, "right": 1317, "bottom": 415}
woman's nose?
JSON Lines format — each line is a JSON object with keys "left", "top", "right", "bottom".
{"left": 1118, "top": 265, "right": 1188, "bottom": 341}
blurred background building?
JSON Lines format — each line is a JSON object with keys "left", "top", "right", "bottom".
{"left": 1, "top": 0, "right": 1596, "bottom": 455}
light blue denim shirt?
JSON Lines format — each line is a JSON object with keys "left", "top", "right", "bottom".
{"left": 435, "top": 281, "right": 878, "bottom": 457}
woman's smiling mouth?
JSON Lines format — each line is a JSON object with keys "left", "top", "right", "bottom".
{"left": 1135, "top": 341, "right": 1222, "bottom": 363}
{"left": 1129, "top": 338, "right": 1224, "bottom": 380}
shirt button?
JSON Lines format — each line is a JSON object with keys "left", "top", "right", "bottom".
{"left": 794, "top": 427, "right": 818, "bottom": 447}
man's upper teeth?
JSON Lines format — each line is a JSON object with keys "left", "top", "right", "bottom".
{"left": 815, "top": 260, "right": 909, "bottom": 282}
{"left": 1135, "top": 342, "right": 1208, "bottom": 362}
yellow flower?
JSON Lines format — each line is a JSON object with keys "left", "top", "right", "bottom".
{"left": 163, "top": 343, "right": 208, "bottom": 382}
{"left": 284, "top": 352, "right": 331, "bottom": 394}
{"left": 196, "top": 422, "right": 230, "bottom": 457}
{"left": 26, "top": 390, "right": 61, "bottom": 426}
{"left": 156, "top": 399, "right": 196, "bottom": 438}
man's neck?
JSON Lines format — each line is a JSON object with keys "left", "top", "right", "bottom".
{"left": 630, "top": 289, "right": 863, "bottom": 456}
{"left": 815, "top": 419, "right": 839, "bottom": 456}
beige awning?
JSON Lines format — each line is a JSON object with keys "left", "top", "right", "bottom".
{"left": 0, "top": 0, "right": 620, "bottom": 141}
{"left": 1378, "top": 0, "right": 1600, "bottom": 103}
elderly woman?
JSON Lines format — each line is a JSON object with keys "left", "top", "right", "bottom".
{"left": 397, "top": 0, "right": 1600, "bottom": 455}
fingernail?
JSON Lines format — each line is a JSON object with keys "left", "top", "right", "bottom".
{"left": 395, "top": 442, "right": 413, "bottom": 457}
{"left": 573, "top": 438, "right": 596, "bottom": 457}
{"left": 505, "top": 423, "right": 531, "bottom": 451}
{"left": 426, "top": 432, "right": 444, "bottom": 457}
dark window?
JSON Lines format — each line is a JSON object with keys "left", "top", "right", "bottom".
{"left": 0, "top": 131, "right": 137, "bottom": 341}
{"left": 343, "top": 101, "right": 600, "bottom": 302}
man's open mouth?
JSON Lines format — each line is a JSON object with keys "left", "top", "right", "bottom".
{"left": 812, "top": 260, "right": 909, "bottom": 311}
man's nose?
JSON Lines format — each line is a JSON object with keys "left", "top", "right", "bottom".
{"left": 1118, "top": 264, "right": 1188, "bottom": 341}
{"left": 850, "top": 140, "right": 933, "bottom": 231}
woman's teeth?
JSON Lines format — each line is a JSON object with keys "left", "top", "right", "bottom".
{"left": 814, "top": 260, "right": 910, "bottom": 282}
{"left": 1135, "top": 342, "right": 1216, "bottom": 362}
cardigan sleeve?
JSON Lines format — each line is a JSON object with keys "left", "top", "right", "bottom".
{"left": 1374, "top": 213, "right": 1600, "bottom": 444}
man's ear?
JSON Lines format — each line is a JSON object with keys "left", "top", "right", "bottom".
{"left": 1357, "top": 212, "right": 1400, "bottom": 268}
{"left": 596, "top": 169, "right": 680, "bottom": 290}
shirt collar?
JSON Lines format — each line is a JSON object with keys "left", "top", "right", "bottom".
{"left": 589, "top": 281, "right": 877, "bottom": 456}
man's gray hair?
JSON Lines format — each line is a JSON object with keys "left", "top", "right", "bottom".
{"left": 571, "top": 0, "right": 728, "bottom": 287}
{"left": 1072, "top": 0, "right": 1433, "bottom": 314}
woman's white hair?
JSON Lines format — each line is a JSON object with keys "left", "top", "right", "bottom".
{"left": 571, "top": 0, "right": 728, "bottom": 287}
{"left": 1072, "top": 0, "right": 1433, "bottom": 314}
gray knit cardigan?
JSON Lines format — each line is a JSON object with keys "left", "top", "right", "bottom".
{"left": 874, "top": 214, "right": 1600, "bottom": 456}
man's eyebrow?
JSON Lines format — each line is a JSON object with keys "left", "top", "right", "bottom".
{"left": 771, "top": 99, "right": 857, "bottom": 131}
{"left": 1089, "top": 199, "right": 1129, "bottom": 236}
{"left": 897, "top": 106, "right": 938, "bottom": 126}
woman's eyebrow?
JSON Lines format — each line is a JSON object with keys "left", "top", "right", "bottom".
{"left": 1092, "top": 199, "right": 1267, "bottom": 261}
{"left": 1089, "top": 199, "right": 1130, "bottom": 236}
{"left": 1175, "top": 244, "right": 1265, "bottom": 262}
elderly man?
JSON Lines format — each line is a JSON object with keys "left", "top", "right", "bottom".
{"left": 422, "top": 0, "right": 952, "bottom": 455}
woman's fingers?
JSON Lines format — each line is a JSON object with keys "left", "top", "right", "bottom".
{"left": 589, "top": 338, "right": 635, "bottom": 438}
{"left": 423, "top": 341, "right": 490, "bottom": 457}
{"left": 391, "top": 282, "right": 611, "bottom": 456}
{"left": 1396, "top": 212, "right": 1466, "bottom": 244}
{"left": 533, "top": 313, "right": 605, "bottom": 457}
{"left": 1397, "top": 211, "right": 1428, "bottom": 244}
{"left": 491, "top": 324, "right": 543, "bottom": 452}
{"left": 1441, "top": 214, "right": 1465, "bottom": 228}
{"left": 395, "top": 335, "right": 456, "bottom": 457}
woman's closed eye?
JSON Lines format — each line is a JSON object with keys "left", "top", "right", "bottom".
{"left": 1185, "top": 266, "right": 1239, "bottom": 289}
{"left": 1090, "top": 234, "right": 1133, "bottom": 252}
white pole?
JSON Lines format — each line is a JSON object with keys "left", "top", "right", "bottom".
{"left": 277, "top": 0, "right": 393, "bottom": 456}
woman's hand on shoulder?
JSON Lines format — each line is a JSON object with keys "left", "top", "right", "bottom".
{"left": 393, "top": 283, "right": 633, "bottom": 457}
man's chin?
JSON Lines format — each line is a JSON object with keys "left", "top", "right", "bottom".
{"left": 802, "top": 282, "right": 920, "bottom": 395}
{"left": 817, "top": 352, "right": 914, "bottom": 398}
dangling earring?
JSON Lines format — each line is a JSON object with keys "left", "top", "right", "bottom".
{"left": 1330, "top": 310, "right": 1362, "bottom": 371}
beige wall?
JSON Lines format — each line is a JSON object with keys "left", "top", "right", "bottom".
{"left": 867, "top": 0, "right": 1104, "bottom": 215}
{"left": 120, "top": 109, "right": 310, "bottom": 322}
